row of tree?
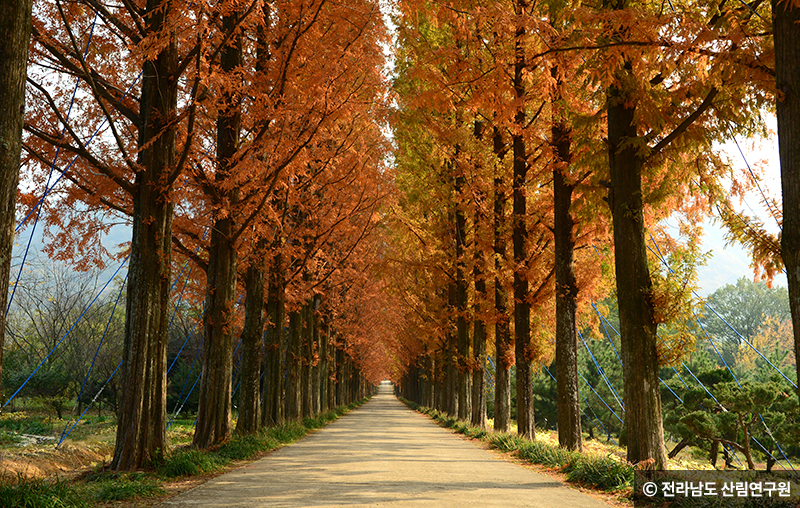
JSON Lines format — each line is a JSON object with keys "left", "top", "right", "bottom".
{"left": 390, "top": 0, "right": 800, "bottom": 471}
{"left": 2, "top": 0, "right": 397, "bottom": 471}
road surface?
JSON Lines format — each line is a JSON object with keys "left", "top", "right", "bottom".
{"left": 160, "top": 381, "right": 612, "bottom": 507}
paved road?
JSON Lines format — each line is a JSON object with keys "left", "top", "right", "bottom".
{"left": 160, "top": 382, "right": 611, "bottom": 507}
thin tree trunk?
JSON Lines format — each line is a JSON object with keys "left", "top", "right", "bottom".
{"left": 193, "top": 12, "right": 242, "bottom": 448}
{"left": 471, "top": 120, "right": 488, "bottom": 429}
{"left": 0, "top": 0, "right": 33, "bottom": 403}
{"left": 553, "top": 119, "right": 582, "bottom": 451}
{"left": 285, "top": 309, "right": 302, "bottom": 420}
{"left": 112, "top": 0, "right": 177, "bottom": 469}
{"left": 301, "top": 300, "right": 313, "bottom": 418}
{"left": 311, "top": 295, "right": 321, "bottom": 415}
{"left": 335, "top": 344, "right": 344, "bottom": 406}
{"left": 236, "top": 256, "right": 264, "bottom": 435}
{"left": 773, "top": 0, "right": 800, "bottom": 403}
{"left": 261, "top": 253, "right": 285, "bottom": 427}
{"left": 328, "top": 330, "right": 337, "bottom": 410}
{"left": 471, "top": 235, "right": 488, "bottom": 428}
{"left": 455, "top": 168, "right": 471, "bottom": 421}
{"left": 493, "top": 128, "right": 512, "bottom": 433}
{"left": 512, "top": 0, "right": 534, "bottom": 439}
{"left": 319, "top": 315, "right": 329, "bottom": 413}
{"left": 446, "top": 283, "right": 459, "bottom": 417}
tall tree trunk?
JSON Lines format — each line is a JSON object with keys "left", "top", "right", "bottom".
{"left": 471, "top": 120, "right": 488, "bottom": 428}
{"left": 0, "top": 0, "right": 33, "bottom": 403}
{"left": 319, "top": 315, "right": 329, "bottom": 413}
{"left": 512, "top": 0, "right": 534, "bottom": 439}
{"left": 607, "top": 77, "right": 667, "bottom": 470}
{"left": 301, "top": 300, "right": 313, "bottom": 418}
{"left": 193, "top": 11, "right": 242, "bottom": 449}
{"left": 553, "top": 119, "right": 582, "bottom": 451}
{"left": 446, "top": 283, "right": 459, "bottom": 417}
{"left": 327, "top": 330, "right": 337, "bottom": 410}
{"left": 311, "top": 295, "right": 321, "bottom": 415}
{"left": 235, "top": 255, "right": 265, "bottom": 435}
{"left": 335, "top": 344, "right": 344, "bottom": 406}
{"left": 261, "top": 253, "right": 285, "bottom": 426}
{"left": 493, "top": 128, "right": 512, "bottom": 432}
{"left": 112, "top": 0, "right": 177, "bottom": 469}
{"left": 773, "top": 0, "right": 800, "bottom": 403}
{"left": 471, "top": 222, "right": 488, "bottom": 428}
{"left": 285, "top": 309, "right": 302, "bottom": 420}
{"left": 435, "top": 347, "right": 446, "bottom": 412}
{"left": 455, "top": 169, "right": 471, "bottom": 421}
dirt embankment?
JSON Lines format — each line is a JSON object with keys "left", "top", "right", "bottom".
{"left": 0, "top": 442, "right": 113, "bottom": 481}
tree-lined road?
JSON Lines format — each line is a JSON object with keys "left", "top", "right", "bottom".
{"left": 161, "top": 382, "right": 611, "bottom": 507}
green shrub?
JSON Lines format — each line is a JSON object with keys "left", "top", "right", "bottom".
{"left": 565, "top": 455, "right": 633, "bottom": 490}
{"left": 0, "top": 416, "right": 52, "bottom": 436}
{"left": 464, "top": 427, "right": 487, "bottom": 440}
{"left": 94, "top": 473, "right": 165, "bottom": 501}
{"left": 268, "top": 422, "right": 307, "bottom": 443}
{"left": 157, "top": 449, "right": 229, "bottom": 478}
{"left": 441, "top": 416, "right": 458, "bottom": 428}
{"left": 216, "top": 434, "right": 265, "bottom": 460}
{"left": 0, "top": 430, "right": 21, "bottom": 445}
{"left": 490, "top": 433, "right": 525, "bottom": 452}
{"left": 452, "top": 421, "right": 469, "bottom": 434}
{"left": 517, "top": 441, "right": 579, "bottom": 468}
{"left": 0, "top": 477, "right": 87, "bottom": 508}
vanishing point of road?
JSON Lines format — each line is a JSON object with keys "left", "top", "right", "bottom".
{"left": 160, "top": 382, "right": 612, "bottom": 507}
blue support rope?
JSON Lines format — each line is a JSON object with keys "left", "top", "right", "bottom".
{"left": 590, "top": 303, "right": 624, "bottom": 367}
{"left": 6, "top": 15, "right": 100, "bottom": 317}
{"left": 649, "top": 235, "right": 796, "bottom": 471}
{"left": 15, "top": 71, "right": 143, "bottom": 235}
{"left": 541, "top": 362, "right": 616, "bottom": 444}
{"left": 169, "top": 339, "right": 203, "bottom": 415}
{"left": 577, "top": 330, "right": 625, "bottom": 412}
{"left": 56, "top": 359, "right": 122, "bottom": 447}
{"left": 167, "top": 372, "right": 202, "bottom": 429}
{"left": 577, "top": 371, "right": 624, "bottom": 425}
{"left": 4, "top": 253, "right": 130, "bottom": 407}
{"left": 167, "top": 327, "right": 196, "bottom": 376}
{"left": 59, "top": 273, "right": 127, "bottom": 443}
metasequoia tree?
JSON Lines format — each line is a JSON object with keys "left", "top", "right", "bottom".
{"left": 23, "top": 0, "right": 205, "bottom": 469}
{"left": 772, "top": 0, "right": 800, "bottom": 402}
{"left": 192, "top": 0, "right": 246, "bottom": 448}
{"left": 0, "top": 0, "right": 34, "bottom": 403}
{"left": 595, "top": 0, "right": 773, "bottom": 468}
{"left": 164, "top": 0, "right": 388, "bottom": 444}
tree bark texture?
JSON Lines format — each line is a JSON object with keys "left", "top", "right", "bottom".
{"left": 311, "top": 295, "right": 321, "bottom": 415}
{"left": 607, "top": 81, "right": 667, "bottom": 469}
{"left": 471, "top": 120, "right": 488, "bottom": 428}
{"left": 235, "top": 257, "right": 265, "bottom": 435}
{"left": 493, "top": 128, "right": 512, "bottom": 432}
{"left": 553, "top": 120, "right": 582, "bottom": 451}
{"left": 472, "top": 226, "right": 488, "bottom": 428}
{"left": 446, "top": 283, "right": 459, "bottom": 417}
{"left": 111, "top": 0, "right": 177, "bottom": 470}
{"left": 301, "top": 300, "right": 313, "bottom": 418}
{"left": 455, "top": 170, "right": 471, "bottom": 421}
{"left": 512, "top": 0, "right": 534, "bottom": 438}
{"left": 193, "top": 13, "right": 242, "bottom": 448}
{"left": 285, "top": 310, "right": 302, "bottom": 420}
{"left": 262, "top": 254, "right": 285, "bottom": 426}
{"left": 319, "top": 316, "right": 329, "bottom": 413}
{"left": 772, "top": 0, "right": 800, "bottom": 402}
{"left": 0, "top": 0, "right": 33, "bottom": 403}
